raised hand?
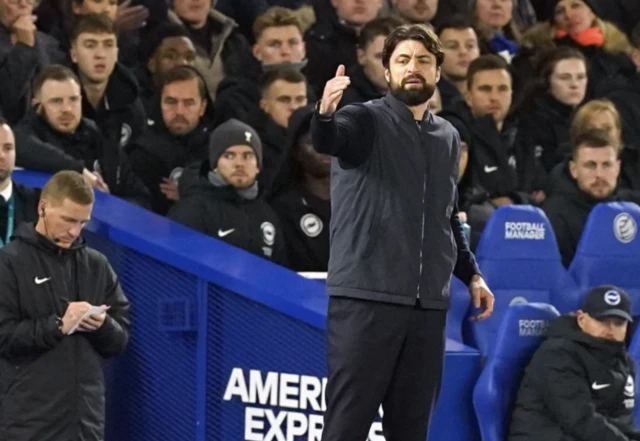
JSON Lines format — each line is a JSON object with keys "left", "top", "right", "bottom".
{"left": 319, "top": 65, "right": 350, "bottom": 116}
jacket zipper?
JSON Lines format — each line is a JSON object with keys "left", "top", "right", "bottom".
{"left": 416, "top": 121, "right": 427, "bottom": 300}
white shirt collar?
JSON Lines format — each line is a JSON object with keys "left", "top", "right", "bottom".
{"left": 0, "top": 180, "right": 13, "bottom": 203}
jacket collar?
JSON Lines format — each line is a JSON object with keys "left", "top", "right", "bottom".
{"left": 383, "top": 92, "right": 432, "bottom": 125}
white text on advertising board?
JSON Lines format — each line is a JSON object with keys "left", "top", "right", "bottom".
{"left": 224, "top": 368, "right": 384, "bottom": 441}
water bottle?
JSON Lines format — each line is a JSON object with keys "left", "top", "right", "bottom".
{"left": 459, "top": 212, "right": 471, "bottom": 244}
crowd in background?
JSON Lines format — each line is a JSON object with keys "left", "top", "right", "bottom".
{"left": 1, "top": 0, "right": 640, "bottom": 274}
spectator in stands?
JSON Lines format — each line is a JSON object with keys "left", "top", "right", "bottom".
{"left": 128, "top": 66, "right": 213, "bottom": 215}
{"left": 15, "top": 64, "right": 150, "bottom": 207}
{"left": 0, "top": 119, "right": 38, "bottom": 248}
{"left": 247, "top": 67, "right": 308, "bottom": 194}
{"left": 516, "top": 47, "right": 588, "bottom": 198}
{"left": 0, "top": 0, "right": 65, "bottom": 124}
{"left": 390, "top": 0, "right": 436, "bottom": 26}
{"left": 270, "top": 105, "right": 330, "bottom": 272}
{"left": 214, "top": 6, "right": 309, "bottom": 125}
{"left": 339, "top": 17, "right": 404, "bottom": 108}
{"left": 435, "top": 16, "right": 481, "bottom": 110}
{"left": 521, "top": 1, "right": 640, "bottom": 143}
{"left": 441, "top": 55, "right": 534, "bottom": 249}
{"left": 543, "top": 129, "right": 640, "bottom": 267}
{"left": 168, "top": 0, "right": 253, "bottom": 101}
{"left": 0, "top": 170, "right": 130, "bottom": 441}
{"left": 509, "top": 285, "right": 640, "bottom": 441}
{"left": 169, "top": 119, "right": 287, "bottom": 264}
{"left": 70, "top": 14, "right": 147, "bottom": 150}
{"left": 135, "top": 23, "right": 197, "bottom": 114}
{"left": 473, "top": 0, "right": 522, "bottom": 63}
{"left": 569, "top": 99, "right": 640, "bottom": 193}
{"left": 37, "top": 0, "right": 147, "bottom": 68}
{"left": 304, "top": 0, "right": 382, "bottom": 97}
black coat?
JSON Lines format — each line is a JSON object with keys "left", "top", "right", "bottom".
{"left": 271, "top": 186, "right": 330, "bottom": 272}
{"left": 509, "top": 315, "right": 640, "bottom": 441}
{"left": 440, "top": 100, "right": 535, "bottom": 205}
{"left": 14, "top": 111, "right": 150, "bottom": 208}
{"left": 168, "top": 161, "right": 288, "bottom": 265}
{"left": 80, "top": 62, "right": 147, "bottom": 151}
{"left": 542, "top": 162, "right": 640, "bottom": 267}
{"left": 516, "top": 93, "right": 575, "bottom": 191}
{"left": 127, "top": 117, "right": 211, "bottom": 215}
{"left": 0, "top": 224, "right": 130, "bottom": 441}
{"left": 304, "top": 16, "right": 358, "bottom": 98}
{"left": 339, "top": 63, "right": 384, "bottom": 108}
{"left": 0, "top": 24, "right": 65, "bottom": 125}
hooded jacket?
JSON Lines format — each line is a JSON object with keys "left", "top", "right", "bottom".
{"left": 80, "top": 62, "right": 147, "bottom": 151}
{"left": 509, "top": 315, "right": 640, "bottom": 441}
{"left": 542, "top": 162, "right": 640, "bottom": 267}
{"left": 14, "top": 110, "right": 150, "bottom": 208}
{"left": 168, "top": 161, "right": 288, "bottom": 265}
{"left": 0, "top": 223, "right": 130, "bottom": 441}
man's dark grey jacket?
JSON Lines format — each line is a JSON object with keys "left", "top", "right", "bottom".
{"left": 311, "top": 93, "right": 480, "bottom": 309}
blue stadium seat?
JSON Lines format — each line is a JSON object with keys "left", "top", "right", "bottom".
{"left": 446, "top": 277, "right": 471, "bottom": 343}
{"left": 473, "top": 303, "right": 560, "bottom": 441}
{"left": 569, "top": 202, "right": 640, "bottom": 315}
{"left": 628, "top": 329, "right": 640, "bottom": 427}
{"left": 471, "top": 205, "right": 578, "bottom": 356}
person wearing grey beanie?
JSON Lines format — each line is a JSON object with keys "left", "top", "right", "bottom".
{"left": 167, "top": 118, "right": 287, "bottom": 264}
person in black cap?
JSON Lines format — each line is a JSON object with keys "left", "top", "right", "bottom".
{"left": 168, "top": 119, "right": 287, "bottom": 264}
{"left": 509, "top": 285, "right": 640, "bottom": 441}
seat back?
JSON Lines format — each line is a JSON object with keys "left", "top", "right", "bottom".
{"left": 471, "top": 206, "right": 578, "bottom": 355}
{"left": 473, "top": 303, "right": 560, "bottom": 441}
{"left": 569, "top": 202, "right": 640, "bottom": 315}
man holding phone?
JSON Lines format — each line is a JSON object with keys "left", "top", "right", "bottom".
{"left": 0, "top": 170, "right": 130, "bottom": 441}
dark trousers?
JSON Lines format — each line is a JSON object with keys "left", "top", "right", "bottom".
{"left": 321, "top": 296, "right": 447, "bottom": 441}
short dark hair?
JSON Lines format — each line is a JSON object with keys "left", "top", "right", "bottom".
{"left": 435, "top": 14, "right": 475, "bottom": 37}
{"left": 72, "top": 13, "right": 117, "bottom": 42}
{"left": 161, "top": 65, "right": 207, "bottom": 100}
{"left": 466, "top": 54, "right": 510, "bottom": 89}
{"left": 259, "top": 67, "right": 307, "bottom": 96}
{"left": 358, "top": 16, "right": 405, "bottom": 50}
{"left": 382, "top": 23, "right": 445, "bottom": 68}
{"left": 572, "top": 128, "right": 618, "bottom": 158}
{"left": 41, "top": 171, "right": 95, "bottom": 206}
{"left": 140, "top": 22, "right": 192, "bottom": 63}
{"left": 536, "top": 46, "right": 586, "bottom": 84}
{"left": 32, "top": 64, "right": 80, "bottom": 97}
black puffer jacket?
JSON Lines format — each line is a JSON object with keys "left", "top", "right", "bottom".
{"left": 0, "top": 224, "right": 130, "bottom": 441}
{"left": 509, "top": 315, "right": 640, "bottom": 441}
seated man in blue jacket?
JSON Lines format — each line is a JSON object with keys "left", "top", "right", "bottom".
{"left": 509, "top": 285, "right": 640, "bottom": 441}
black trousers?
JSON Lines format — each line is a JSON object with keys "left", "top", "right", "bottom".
{"left": 321, "top": 296, "right": 447, "bottom": 441}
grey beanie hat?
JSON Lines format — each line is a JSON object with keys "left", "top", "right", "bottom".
{"left": 209, "top": 119, "right": 262, "bottom": 168}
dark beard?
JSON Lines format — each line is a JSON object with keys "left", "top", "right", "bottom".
{"left": 390, "top": 76, "right": 436, "bottom": 106}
